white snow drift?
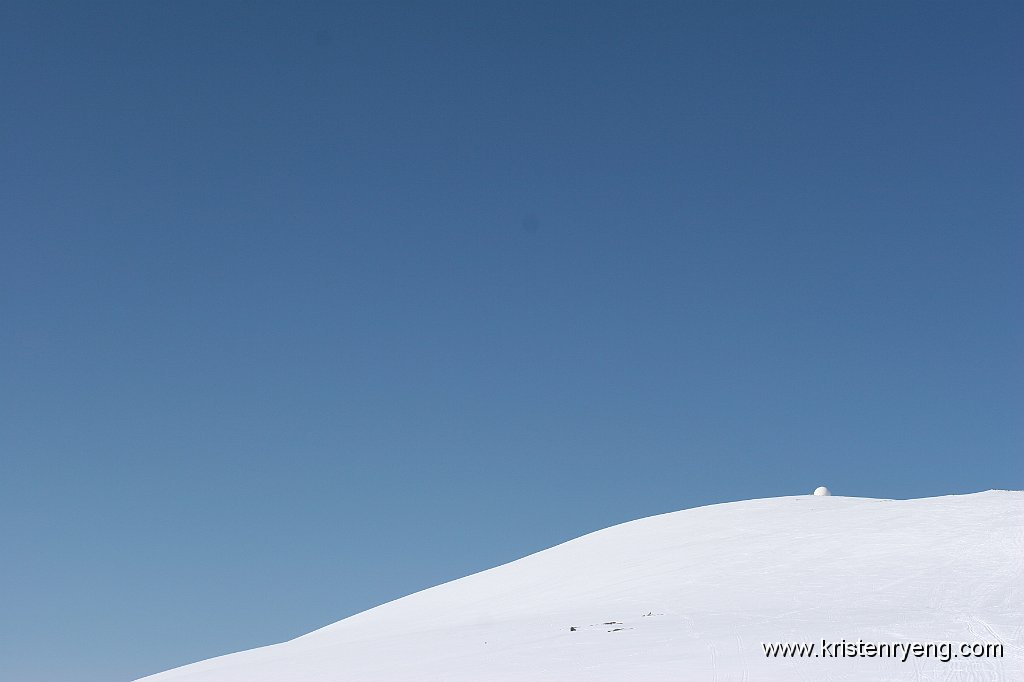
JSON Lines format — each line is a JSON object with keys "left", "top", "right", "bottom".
{"left": 136, "top": 490, "right": 1023, "bottom": 681}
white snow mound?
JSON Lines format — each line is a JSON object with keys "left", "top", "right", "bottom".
{"left": 137, "top": 491, "right": 1024, "bottom": 681}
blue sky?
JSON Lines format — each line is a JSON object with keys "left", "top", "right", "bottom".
{"left": 1, "top": 2, "right": 1021, "bottom": 680}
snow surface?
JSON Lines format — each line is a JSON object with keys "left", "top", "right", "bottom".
{"left": 137, "top": 491, "right": 1023, "bottom": 681}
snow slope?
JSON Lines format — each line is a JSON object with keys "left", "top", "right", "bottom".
{"left": 137, "top": 491, "right": 1023, "bottom": 681}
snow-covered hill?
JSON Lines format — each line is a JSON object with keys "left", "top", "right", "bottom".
{"left": 137, "top": 491, "right": 1023, "bottom": 681}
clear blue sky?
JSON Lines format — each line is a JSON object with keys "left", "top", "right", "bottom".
{"left": 1, "top": 2, "right": 1020, "bottom": 680}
